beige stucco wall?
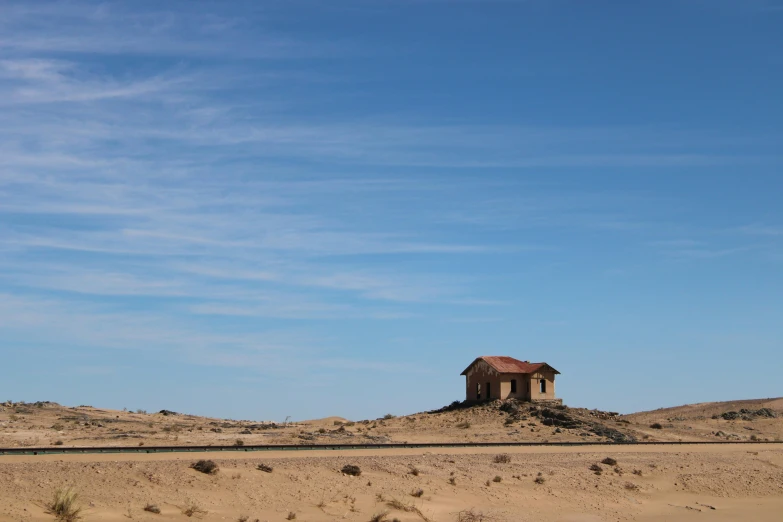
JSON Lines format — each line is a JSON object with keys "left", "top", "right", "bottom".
{"left": 464, "top": 363, "right": 556, "bottom": 401}
{"left": 528, "top": 370, "right": 556, "bottom": 401}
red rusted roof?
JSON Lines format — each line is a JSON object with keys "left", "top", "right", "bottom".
{"left": 460, "top": 356, "right": 560, "bottom": 375}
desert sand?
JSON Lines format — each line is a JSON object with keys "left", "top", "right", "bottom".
{"left": 1, "top": 398, "right": 781, "bottom": 521}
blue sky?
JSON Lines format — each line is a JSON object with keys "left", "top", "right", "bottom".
{"left": 1, "top": 0, "right": 782, "bottom": 421}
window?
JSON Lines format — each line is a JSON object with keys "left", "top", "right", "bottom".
{"left": 539, "top": 379, "right": 546, "bottom": 394}
{"left": 510, "top": 379, "right": 517, "bottom": 393}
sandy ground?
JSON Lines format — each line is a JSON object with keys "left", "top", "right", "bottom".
{"left": 1, "top": 444, "right": 781, "bottom": 522}
{"left": 1, "top": 399, "right": 782, "bottom": 521}
{"left": 2, "top": 398, "right": 781, "bottom": 449}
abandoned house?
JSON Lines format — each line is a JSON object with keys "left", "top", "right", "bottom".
{"left": 461, "top": 356, "right": 561, "bottom": 403}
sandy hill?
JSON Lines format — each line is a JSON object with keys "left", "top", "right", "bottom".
{"left": 1, "top": 398, "right": 781, "bottom": 449}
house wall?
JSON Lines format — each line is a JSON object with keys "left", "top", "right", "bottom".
{"left": 464, "top": 359, "right": 507, "bottom": 401}
{"left": 528, "top": 370, "right": 556, "bottom": 401}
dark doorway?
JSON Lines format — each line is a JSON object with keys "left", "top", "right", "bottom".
{"left": 476, "top": 382, "right": 481, "bottom": 400}
{"left": 539, "top": 379, "right": 546, "bottom": 394}
{"left": 510, "top": 379, "right": 517, "bottom": 393}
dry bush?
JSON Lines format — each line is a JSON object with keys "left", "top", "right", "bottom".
{"left": 257, "top": 463, "right": 273, "bottom": 473}
{"left": 493, "top": 454, "right": 511, "bottom": 464}
{"left": 448, "top": 477, "right": 456, "bottom": 485}
{"left": 234, "top": 439, "right": 244, "bottom": 446}
{"left": 46, "top": 487, "right": 82, "bottom": 521}
{"left": 237, "top": 516, "right": 249, "bottom": 522}
{"left": 385, "top": 499, "right": 432, "bottom": 522}
{"left": 601, "top": 457, "right": 617, "bottom": 466}
{"left": 182, "top": 500, "right": 207, "bottom": 518}
{"left": 53, "top": 440, "right": 64, "bottom": 446}
{"left": 286, "top": 512, "right": 296, "bottom": 520}
{"left": 492, "top": 475, "right": 502, "bottom": 483}
{"left": 383, "top": 414, "right": 395, "bottom": 420}
{"left": 143, "top": 503, "right": 161, "bottom": 514}
{"left": 342, "top": 464, "right": 362, "bottom": 476}
{"left": 411, "top": 488, "right": 424, "bottom": 498}
{"left": 650, "top": 423, "right": 663, "bottom": 429}
{"left": 408, "top": 466, "right": 420, "bottom": 476}
{"left": 632, "top": 469, "right": 643, "bottom": 476}
{"left": 456, "top": 421, "right": 471, "bottom": 429}
{"left": 232, "top": 472, "right": 242, "bottom": 480}
{"left": 589, "top": 464, "right": 602, "bottom": 475}
{"left": 376, "top": 492, "right": 386, "bottom": 502}
{"left": 370, "top": 510, "right": 390, "bottom": 522}
{"left": 534, "top": 475, "right": 546, "bottom": 484}
{"left": 190, "top": 460, "right": 219, "bottom": 474}
{"left": 457, "top": 508, "right": 495, "bottom": 522}
{"left": 624, "top": 482, "right": 639, "bottom": 491}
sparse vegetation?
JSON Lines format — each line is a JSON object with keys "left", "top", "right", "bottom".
{"left": 456, "top": 421, "right": 471, "bottom": 429}
{"left": 257, "top": 463, "right": 273, "bottom": 473}
{"left": 342, "top": 464, "right": 362, "bottom": 476}
{"left": 411, "top": 488, "right": 424, "bottom": 497}
{"left": 46, "top": 487, "right": 82, "bottom": 521}
{"left": 190, "top": 459, "right": 219, "bottom": 474}
{"left": 408, "top": 466, "right": 420, "bottom": 476}
{"left": 601, "top": 457, "right": 617, "bottom": 466}
{"left": 182, "top": 500, "right": 207, "bottom": 518}
{"left": 234, "top": 439, "right": 244, "bottom": 446}
{"left": 286, "top": 512, "right": 296, "bottom": 520}
{"left": 589, "top": 464, "right": 603, "bottom": 475}
{"left": 493, "top": 453, "right": 511, "bottom": 464}
{"left": 383, "top": 414, "right": 395, "bottom": 420}
{"left": 492, "top": 475, "right": 502, "bottom": 483}
{"left": 650, "top": 423, "right": 663, "bottom": 429}
{"left": 370, "top": 510, "right": 390, "bottom": 522}
{"left": 632, "top": 469, "right": 643, "bottom": 476}
{"left": 386, "top": 499, "right": 432, "bottom": 522}
{"left": 143, "top": 504, "right": 161, "bottom": 514}
{"left": 624, "top": 482, "right": 640, "bottom": 491}
{"left": 237, "top": 516, "right": 249, "bottom": 522}
{"left": 53, "top": 440, "right": 64, "bottom": 446}
{"left": 448, "top": 476, "right": 456, "bottom": 485}
{"left": 534, "top": 475, "right": 546, "bottom": 484}
{"left": 456, "top": 509, "right": 491, "bottom": 522}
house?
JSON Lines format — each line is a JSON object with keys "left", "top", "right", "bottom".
{"left": 461, "top": 356, "right": 561, "bottom": 403}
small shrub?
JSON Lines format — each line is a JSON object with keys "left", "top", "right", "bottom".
{"left": 492, "top": 475, "right": 502, "bottom": 483}
{"left": 237, "top": 517, "right": 249, "bottom": 522}
{"left": 257, "top": 463, "right": 273, "bottom": 473}
{"left": 456, "top": 421, "right": 471, "bottom": 429}
{"left": 632, "top": 469, "right": 643, "bottom": 476}
{"left": 46, "top": 487, "right": 82, "bottom": 521}
{"left": 286, "top": 512, "right": 296, "bottom": 520}
{"left": 650, "top": 423, "right": 663, "bottom": 429}
{"left": 624, "top": 482, "right": 639, "bottom": 491}
{"left": 485, "top": 479, "right": 491, "bottom": 487}
{"left": 493, "top": 453, "right": 511, "bottom": 464}
{"left": 410, "top": 488, "right": 424, "bottom": 498}
{"left": 457, "top": 509, "right": 487, "bottom": 522}
{"left": 448, "top": 476, "right": 456, "bottom": 485}
{"left": 408, "top": 466, "right": 420, "bottom": 476}
{"left": 190, "top": 459, "right": 219, "bottom": 474}
{"left": 318, "top": 428, "right": 327, "bottom": 433}
{"left": 370, "top": 510, "right": 390, "bottom": 522}
{"left": 534, "top": 475, "right": 546, "bottom": 484}
{"left": 750, "top": 434, "right": 759, "bottom": 441}
{"left": 601, "top": 457, "right": 617, "bottom": 466}
{"left": 235, "top": 439, "right": 244, "bottom": 446}
{"left": 51, "top": 423, "right": 65, "bottom": 431}
{"left": 589, "top": 464, "right": 602, "bottom": 475}
{"left": 53, "top": 440, "right": 64, "bottom": 446}
{"left": 144, "top": 504, "right": 161, "bottom": 514}
{"left": 182, "top": 501, "right": 206, "bottom": 517}
{"left": 342, "top": 464, "right": 361, "bottom": 476}
{"left": 383, "top": 414, "right": 395, "bottom": 420}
